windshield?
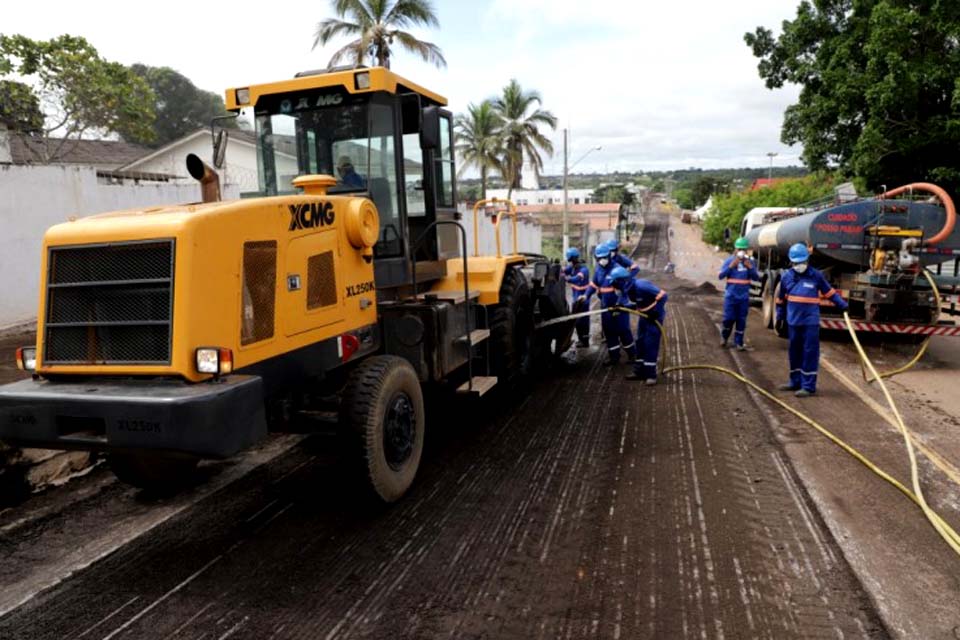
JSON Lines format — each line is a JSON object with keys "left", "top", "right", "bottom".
{"left": 254, "top": 92, "right": 402, "bottom": 255}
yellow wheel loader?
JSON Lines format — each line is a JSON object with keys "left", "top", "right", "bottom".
{"left": 0, "top": 67, "right": 574, "bottom": 501}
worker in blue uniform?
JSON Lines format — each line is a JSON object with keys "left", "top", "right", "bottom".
{"left": 563, "top": 247, "right": 592, "bottom": 348}
{"left": 718, "top": 237, "right": 761, "bottom": 351}
{"left": 607, "top": 238, "right": 640, "bottom": 274}
{"left": 587, "top": 244, "right": 636, "bottom": 364}
{"left": 610, "top": 266, "right": 668, "bottom": 385}
{"left": 775, "top": 243, "right": 849, "bottom": 397}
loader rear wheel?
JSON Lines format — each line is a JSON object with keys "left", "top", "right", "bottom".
{"left": 340, "top": 355, "right": 425, "bottom": 503}
{"left": 489, "top": 265, "right": 534, "bottom": 387}
{"left": 108, "top": 453, "right": 199, "bottom": 494}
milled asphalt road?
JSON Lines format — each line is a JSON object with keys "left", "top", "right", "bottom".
{"left": 0, "top": 210, "right": 900, "bottom": 639}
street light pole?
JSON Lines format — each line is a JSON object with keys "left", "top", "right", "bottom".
{"left": 766, "top": 151, "right": 778, "bottom": 181}
{"left": 563, "top": 128, "right": 569, "bottom": 257}
{"left": 562, "top": 137, "right": 602, "bottom": 256}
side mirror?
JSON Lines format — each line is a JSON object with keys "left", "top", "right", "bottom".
{"left": 420, "top": 106, "right": 440, "bottom": 151}
{"left": 213, "top": 129, "right": 228, "bottom": 169}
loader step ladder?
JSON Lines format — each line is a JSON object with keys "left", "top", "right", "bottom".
{"left": 457, "top": 376, "right": 498, "bottom": 396}
{"left": 457, "top": 329, "right": 490, "bottom": 345}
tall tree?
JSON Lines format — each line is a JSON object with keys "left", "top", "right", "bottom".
{"left": 312, "top": 0, "right": 445, "bottom": 69}
{"left": 127, "top": 64, "right": 236, "bottom": 148}
{"left": 0, "top": 80, "right": 43, "bottom": 133}
{"left": 746, "top": 1, "right": 960, "bottom": 193}
{"left": 454, "top": 100, "right": 503, "bottom": 201}
{"left": 492, "top": 79, "right": 558, "bottom": 199}
{"left": 0, "top": 34, "right": 155, "bottom": 161}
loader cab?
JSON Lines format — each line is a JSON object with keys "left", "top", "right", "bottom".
{"left": 228, "top": 68, "right": 458, "bottom": 293}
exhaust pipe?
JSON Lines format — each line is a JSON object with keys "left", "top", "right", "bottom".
{"left": 186, "top": 153, "right": 221, "bottom": 203}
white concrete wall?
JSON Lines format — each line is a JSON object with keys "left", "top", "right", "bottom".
{"left": 0, "top": 164, "right": 240, "bottom": 327}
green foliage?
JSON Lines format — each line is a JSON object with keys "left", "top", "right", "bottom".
{"left": 674, "top": 187, "right": 694, "bottom": 210}
{"left": 591, "top": 184, "right": 625, "bottom": 203}
{"left": 0, "top": 34, "right": 155, "bottom": 157}
{"left": 702, "top": 175, "right": 836, "bottom": 247}
{"left": 746, "top": 1, "right": 960, "bottom": 193}
{"left": 313, "top": 0, "right": 445, "bottom": 69}
{"left": 454, "top": 100, "right": 503, "bottom": 200}
{"left": 0, "top": 80, "right": 42, "bottom": 133}
{"left": 128, "top": 64, "right": 235, "bottom": 148}
{"left": 492, "top": 79, "right": 557, "bottom": 195}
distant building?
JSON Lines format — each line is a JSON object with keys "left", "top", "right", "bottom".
{"left": 0, "top": 127, "right": 150, "bottom": 171}
{"left": 749, "top": 178, "right": 787, "bottom": 190}
{"left": 486, "top": 187, "right": 596, "bottom": 206}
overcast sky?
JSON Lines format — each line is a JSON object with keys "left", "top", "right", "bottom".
{"left": 2, "top": 0, "right": 804, "bottom": 175}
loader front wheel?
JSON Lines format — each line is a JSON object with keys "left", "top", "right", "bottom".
{"left": 489, "top": 265, "right": 534, "bottom": 387}
{"left": 340, "top": 355, "right": 425, "bottom": 503}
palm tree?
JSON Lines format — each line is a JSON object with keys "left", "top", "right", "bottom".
{"left": 312, "top": 0, "right": 446, "bottom": 70}
{"left": 455, "top": 101, "right": 504, "bottom": 201}
{"left": 492, "top": 79, "right": 558, "bottom": 199}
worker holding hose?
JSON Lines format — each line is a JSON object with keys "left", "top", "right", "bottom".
{"left": 718, "top": 237, "right": 761, "bottom": 351}
{"left": 610, "top": 266, "right": 668, "bottom": 385}
{"left": 587, "top": 244, "right": 636, "bottom": 365}
{"left": 563, "top": 247, "right": 592, "bottom": 348}
{"left": 607, "top": 238, "right": 640, "bottom": 274}
{"left": 776, "top": 243, "right": 849, "bottom": 397}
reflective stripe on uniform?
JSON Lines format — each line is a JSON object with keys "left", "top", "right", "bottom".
{"left": 787, "top": 295, "right": 820, "bottom": 304}
{"left": 726, "top": 278, "right": 751, "bottom": 285}
{"left": 600, "top": 287, "right": 615, "bottom": 293}
{"left": 571, "top": 284, "right": 591, "bottom": 291}
{"left": 822, "top": 288, "right": 838, "bottom": 298}
{"left": 655, "top": 291, "right": 666, "bottom": 300}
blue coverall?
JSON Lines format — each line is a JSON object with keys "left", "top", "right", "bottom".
{"left": 618, "top": 278, "right": 668, "bottom": 380}
{"left": 612, "top": 252, "right": 639, "bottom": 274}
{"left": 718, "top": 255, "right": 760, "bottom": 347}
{"left": 775, "top": 267, "right": 848, "bottom": 393}
{"left": 563, "top": 261, "right": 591, "bottom": 343}
{"left": 588, "top": 263, "right": 636, "bottom": 363}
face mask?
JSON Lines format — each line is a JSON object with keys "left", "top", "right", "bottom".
{"left": 598, "top": 258, "right": 609, "bottom": 267}
{"left": 794, "top": 262, "right": 808, "bottom": 274}
{"left": 736, "top": 251, "right": 746, "bottom": 259}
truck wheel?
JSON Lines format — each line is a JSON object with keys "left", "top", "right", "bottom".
{"left": 109, "top": 453, "right": 199, "bottom": 494}
{"left": 340, "top": 355, "right": 425, "bottom": 503}
{"left": 761, "top": 273, "right": 776, "bottom": 329}
{"left": 489, "top": 265, "right": 534, "bottom": 386}
{"left": 772, "top": 281, "right": 789, "bottom": 338}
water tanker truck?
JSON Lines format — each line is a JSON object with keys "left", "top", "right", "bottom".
{"left": 744, "top": 183, "right": 960, "bottom": 336}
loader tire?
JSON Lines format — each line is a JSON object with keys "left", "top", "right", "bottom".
{"left": 489, "top": 265, "right": 534, "bottom": 387}
{"left": 339, "top": 355, "right": 425, "bottom": 503}
{"left": 109, "top": 453, "right": 199, "bottom": 494}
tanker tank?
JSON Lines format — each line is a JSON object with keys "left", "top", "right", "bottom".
{"left": 745, "top": 199, "right": 960, "bottom": 268}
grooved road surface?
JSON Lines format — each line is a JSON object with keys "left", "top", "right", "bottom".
{"left": 0, "top": 210, "right": 885, "bottom": 639}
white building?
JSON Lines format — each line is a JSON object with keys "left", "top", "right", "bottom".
{"left": 486, "top": 187, "right": 596, "bottom": 207}
{"left": 119, "top": 129, "right": 295, "bottom": 194}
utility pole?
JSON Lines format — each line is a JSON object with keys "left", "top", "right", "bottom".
{"left": 766, "top": 151, "right": 778, "bottom": 181}
{"left": 562, "top": 128, "right": 569, "bottom": 257}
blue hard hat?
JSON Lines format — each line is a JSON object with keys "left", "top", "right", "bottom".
{"left": 609, "top": 266, "right": 631, "bottom": 282}
{"left": 788, "top": 243, "right": 810, "bottom": 263}
{"left": 594, "top": 244, "right": 611, "bottom": 259}
{"left": 608, "top": 238, "right": 620, "bottom": 251}
{"left": 565, "top": 247, "right": 581, "bottom": 261}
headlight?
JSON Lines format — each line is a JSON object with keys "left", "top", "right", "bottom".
{"left": 354, "top": 71, "right": 371, "bottom": 90}
{"left": 235, "top": 88, "right": 250, "bottom": 105}
{"left": 15, "top": 347, "right": 36, "bottom": 372}
{"left": 196, "top": 348, "right": 233, "bottom": 375}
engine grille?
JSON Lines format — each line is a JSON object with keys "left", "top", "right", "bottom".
{"left": 44, "top": 240, "right": 175, "bottom": 365}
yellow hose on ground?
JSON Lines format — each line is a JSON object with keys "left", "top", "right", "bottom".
{"left": 660, "top": 311, "right": 960, "bottom": 558}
